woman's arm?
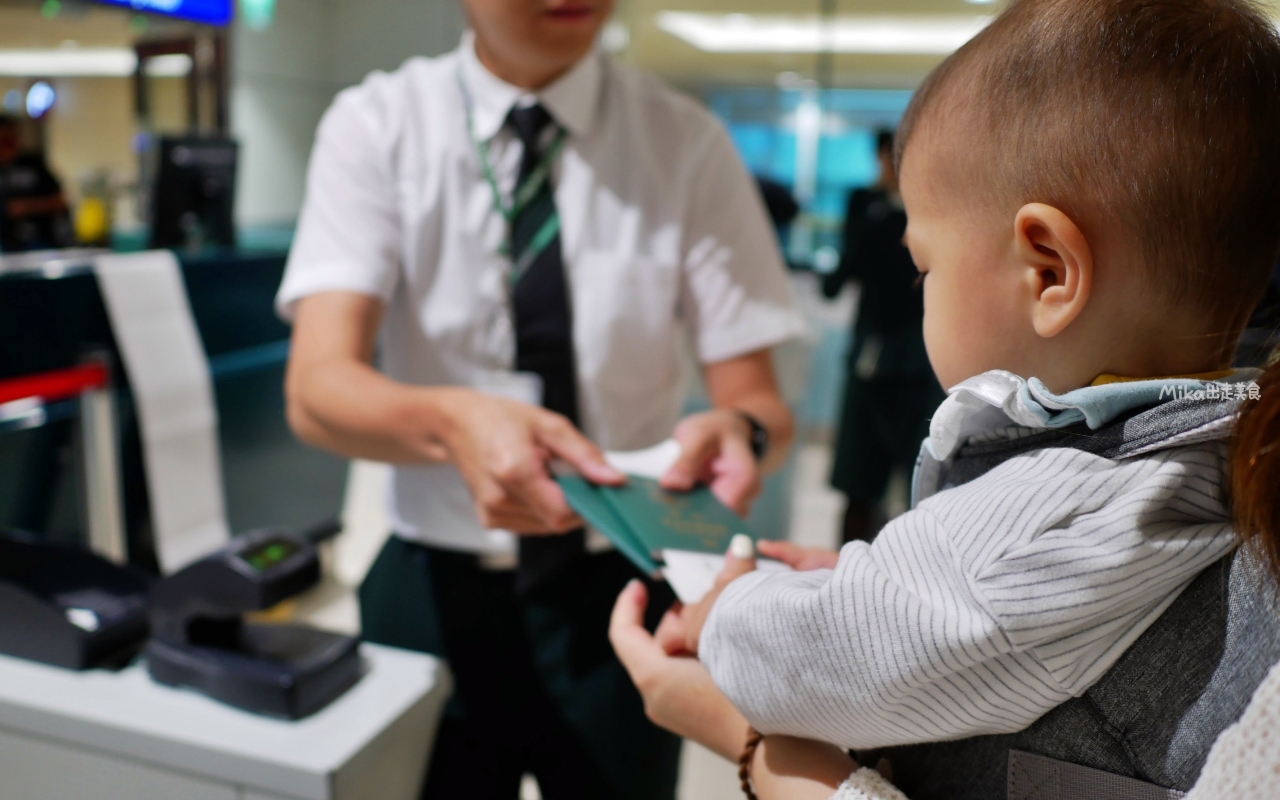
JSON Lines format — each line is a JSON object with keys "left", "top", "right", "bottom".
{"left": 609, "top": 580, "right": 862, "bottom": 800}
{"left": 753, "top": 736, "right": 861, "bottom": 799}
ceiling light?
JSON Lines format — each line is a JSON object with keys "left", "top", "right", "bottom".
{"left": 656, "top": 12, "right": 992, "bottom": 54}
{"left": 0, "top": 48, "right": 134, "bottom": 77}
{"left": 144, "top": 54, "right": 195, "bottom": 78}
{"left": 0, "top": 48, "right": 192, "bottom": 78}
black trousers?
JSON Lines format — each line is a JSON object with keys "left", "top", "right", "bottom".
{"left": 360, "top": 537, "right": 682, "bottom": 800}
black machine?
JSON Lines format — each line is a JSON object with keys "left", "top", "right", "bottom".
{"left": 0, "top": 532, "right": 151, "bottom": 670}
{"left": 149, "top": 136, "right": 238, "bottom": 250}
{"left": 146, "top": 527, "right": 362, "bottom": 720}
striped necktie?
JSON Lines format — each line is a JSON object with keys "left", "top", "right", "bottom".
{"left": 507, "top": 103, "right": 584, "bottom": 596}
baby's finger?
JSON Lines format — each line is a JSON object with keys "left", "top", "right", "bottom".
{"left": 755, "top": 539, "right": 798, "bottom": 565}
{"left": 756, "top": 539, "right": 840, "bottom": 570}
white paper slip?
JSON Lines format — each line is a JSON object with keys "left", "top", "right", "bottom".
{"left": 660, "top": 550, "right": 792, "bottom": 604}
{"left": 605, "top": 439, "right": 682, "bottom": 480}
{"left": 94, "top": 251, "right": 230, "bottom": 573}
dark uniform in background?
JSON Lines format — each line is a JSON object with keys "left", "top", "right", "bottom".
{"left": 0, "top": 117, "right": 74, "bottom": 254}
{"left": 823, "top": 138, "right": 945, "bottom": 544}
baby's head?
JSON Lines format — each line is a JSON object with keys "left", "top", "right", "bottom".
{"left": 898, "top": 0, "right": 1280, "bottom": 392}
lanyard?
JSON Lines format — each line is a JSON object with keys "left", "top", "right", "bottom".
{"left": 456, "top": 64, "right": 567, "bottom": 285}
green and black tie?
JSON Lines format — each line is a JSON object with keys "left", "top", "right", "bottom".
{"left": 507, "top": 103, "right": 584, "bottom": 596}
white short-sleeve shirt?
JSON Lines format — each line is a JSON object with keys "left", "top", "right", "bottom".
{"left": 277, "top": 33, "right": 805, "bottom": 554}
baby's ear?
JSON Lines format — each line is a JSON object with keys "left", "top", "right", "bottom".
{"left": 1014, "top": 203, "right": 1093, "bottom": 338}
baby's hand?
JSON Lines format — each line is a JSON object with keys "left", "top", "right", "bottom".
{"left": 655, "top": 534, "right": 757, "bottom": 657}
{"left": 757, "top": 539, "right": 840, "bottom": 571}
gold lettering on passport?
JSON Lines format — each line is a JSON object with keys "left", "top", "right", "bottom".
{"left": 649, "top": 482, "right": 728, "bottom": 549}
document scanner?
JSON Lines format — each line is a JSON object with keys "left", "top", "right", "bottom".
{"left": 146, "top": 526, "right": 362, "bottom": 719}
{"left": 0, "top": 531, "right": 151, "bottom": 670}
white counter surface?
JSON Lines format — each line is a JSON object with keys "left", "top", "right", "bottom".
{"left": 0, "top": 643, "right": 451, "bottom": 800}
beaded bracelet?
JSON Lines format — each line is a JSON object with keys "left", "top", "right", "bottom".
{"left": 738, "top": 727, "right": 765, "bottom": 800}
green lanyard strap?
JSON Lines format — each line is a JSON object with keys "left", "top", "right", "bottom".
{"left": 457, "top": 64, "right": 568, "bottom": 275}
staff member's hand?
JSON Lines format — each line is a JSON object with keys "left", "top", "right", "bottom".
{"left": 438, "top": 390, "right": 625, "bottom": 534}
{"left": 286, "top": 290, "right": 626, "bottom": 536}
{"left": 661, "top": 409, "right": 761, "bottom": 515}
{"left": 664, "top": 350, "right": 795, "bottom": 517}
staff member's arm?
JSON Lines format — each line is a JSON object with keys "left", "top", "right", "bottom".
{"left": 655, "top": 111, "right": 804, "bottom": 516}
{"left": 286, "top": 290, "right": 623, "bottom": 534}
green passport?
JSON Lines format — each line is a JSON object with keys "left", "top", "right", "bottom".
{"left": 556, "top": 474, "right": 755, "bottom": 576}
{"left": 556, "top": 474, "right": 661, "bottom": 574}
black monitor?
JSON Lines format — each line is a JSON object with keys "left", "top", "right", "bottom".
{"left": 150, "top": 137, "right": 237, "bottom": 250}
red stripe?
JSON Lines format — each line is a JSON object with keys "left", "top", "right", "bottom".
{"left": 0, "top": 364, "right": 110, "bottom": 405}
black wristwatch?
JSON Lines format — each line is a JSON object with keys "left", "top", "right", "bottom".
{"left": 735, "top": 411, "right": 769, "bottom": 462}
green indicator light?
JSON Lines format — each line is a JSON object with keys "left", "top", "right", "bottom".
{"left": 41, "top": 0, "right": 61, "bottom": 20}
{"left": 240, "top": 0, "right": 277, "bottom": 30}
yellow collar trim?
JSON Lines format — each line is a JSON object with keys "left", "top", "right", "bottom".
{"left": 1091, "top": 369, "right": 1236, "bottom": 387}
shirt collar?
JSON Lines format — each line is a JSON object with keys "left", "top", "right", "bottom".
{"left": 458, "top": 30, "right": 603, "bottom": 142}
{"left": 925, "top": 368, "right": 1262, "bottom": 461}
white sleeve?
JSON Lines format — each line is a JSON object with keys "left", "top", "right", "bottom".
{"left": 831, "top": 769, "right": 910, "bottom": 800}
{"left": 275, "top": 80, "right": 403, "bottom": 321}
{"left": 678, "top": 122, "right": 805, "bottom": 364}
{"left": 700, "top": 446, "right": 1237, "bottom": 750}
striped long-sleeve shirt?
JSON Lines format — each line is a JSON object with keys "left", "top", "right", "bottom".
{"left": 701, "top": 371, "right": 1248, "bottom": 750}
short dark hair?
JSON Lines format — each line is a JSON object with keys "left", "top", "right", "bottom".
{"left": 897, "top": 0, "right": 1280, "bottom": 325}
{"left": 875, "top": 130, "right": 894, "bottom": 155}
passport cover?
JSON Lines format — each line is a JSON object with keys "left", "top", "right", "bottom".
{"left": 600, "top": 477, "right": 755, "bottom": 555}
{"left": 557, "top": 474, "right": 756, "bottom": 578}
{"left": 556, "top": 474, "right": 661, "bottom": 575}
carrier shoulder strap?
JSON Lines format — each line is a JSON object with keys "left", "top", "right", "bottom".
{"left": 1008, "top": 751, "right": 1186, "bottom": 800}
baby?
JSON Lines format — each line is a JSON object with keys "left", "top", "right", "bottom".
{"left": 650, "top": 0, "right": 1280, "bottom": 789}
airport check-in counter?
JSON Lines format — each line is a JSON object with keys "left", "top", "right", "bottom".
{"left": 0, "top": 248, "right": 451, "bottom": 800}
{"left": 0, "top": 247, "right": 348, "bottom": 557}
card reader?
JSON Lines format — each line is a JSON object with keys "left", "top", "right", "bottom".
{"left": 0, "top": 531, "right": 151, "bottom": 670}
{"left": 146, "top": 527, "right": 362, "bottom": 719}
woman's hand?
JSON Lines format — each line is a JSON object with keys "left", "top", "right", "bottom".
{"left": 609, "top": 579, "right": 753, "bottom": 761}
{"left": 611, "top": 581, "right": 865, "bottom": 800}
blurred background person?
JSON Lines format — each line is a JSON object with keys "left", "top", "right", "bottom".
{"left": 0, "top": 114, "right": 74, "bottom": 253}
{"left": 821, "top": 130, "right": 944, "bottom": 544}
